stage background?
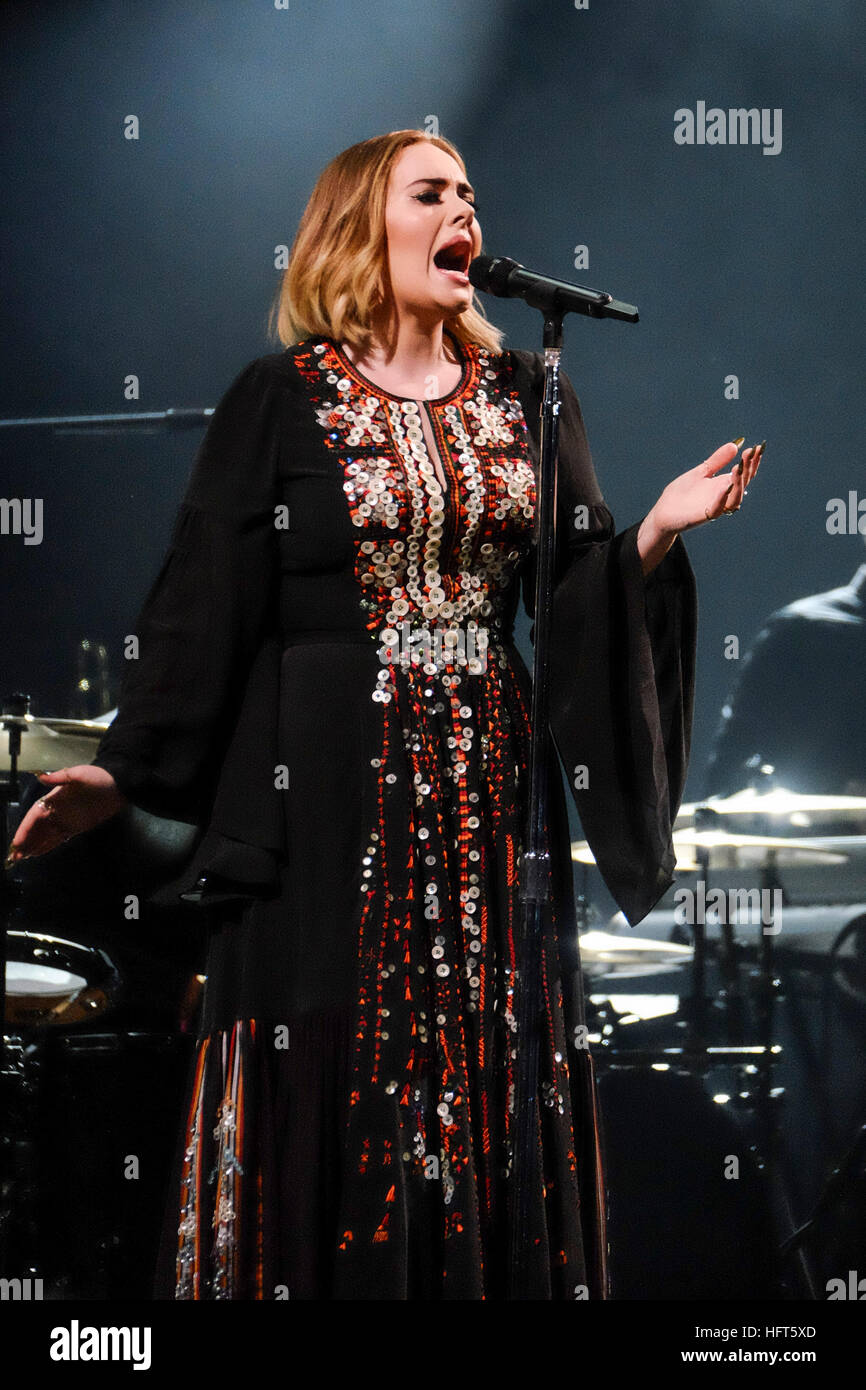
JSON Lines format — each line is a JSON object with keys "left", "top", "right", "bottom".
{"left": 2, "top": 0, "right": 864, "bottom": 840}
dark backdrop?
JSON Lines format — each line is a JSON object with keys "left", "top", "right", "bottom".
{"left": 2, "top": 0, "right": 864, "bottom": 808}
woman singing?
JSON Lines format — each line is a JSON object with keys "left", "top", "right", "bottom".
{"left": 6, "top": 129, "right": 762, "bottom": 1300}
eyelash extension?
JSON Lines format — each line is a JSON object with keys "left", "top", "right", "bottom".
{"left": 414, "top": 191, "right": 479, "bottom": 213}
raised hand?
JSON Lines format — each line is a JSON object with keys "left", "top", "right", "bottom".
{"left": 652, "top": 438, "right": 765, "bottom": 535}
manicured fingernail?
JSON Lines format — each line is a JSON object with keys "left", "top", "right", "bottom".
{"left": 736, "top": 460, "right": 743, "bottom": 475}
{"left": 731, "top": 436, "right": 745, "bottom": 448}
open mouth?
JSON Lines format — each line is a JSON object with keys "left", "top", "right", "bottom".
{"left": 433, "top": 238, "right": 472, "bottom": 282}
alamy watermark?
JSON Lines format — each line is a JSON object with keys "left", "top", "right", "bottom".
{"left": 1, "top": 1276, "right": 43, "bottom": 1300}
{"left": 1, "top": 497, "right": 43, "bottom": 545}
{"left": 674, "top": 102, "right": 782, "bottom": 156}
{"left": 826, "top": 491, "right": 866, "bottom": 534}
{"left": 49, "top": 1320, "right": 151, "bottom": 1370}
{"left": 674, "top": 883, "right": 783, "bottom": 935}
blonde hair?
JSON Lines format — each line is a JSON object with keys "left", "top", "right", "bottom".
{"left": 267, "top": 129, "right": 504, "bottom": 356}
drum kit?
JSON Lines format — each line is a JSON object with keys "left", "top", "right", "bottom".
{"left": 0, "top": 694, "right": 206, "bottom": 1298}
{"left": 1, "top": 697, "right": 116, "bottom": 1031}
{"left": 572, "top": 785, "right": 866, "bottom": 1297}
{"left": 3, "top": 692, "right": 866, "bottom": 1296}
{"left": 574, "top": 787, "right": 866, "bottom": 1000}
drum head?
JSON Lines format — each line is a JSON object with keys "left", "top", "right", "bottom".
{"left": 4, "top": 931, "right": 120, "bottom": 1028}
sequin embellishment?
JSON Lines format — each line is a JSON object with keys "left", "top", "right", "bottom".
{"left": 169, "top": 336, "right": 591, "bottom": 1300}
{"left": 292, "top": 336, "right": 586, "bottom": 1298}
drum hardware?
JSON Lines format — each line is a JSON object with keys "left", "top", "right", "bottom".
{"left": 588, "top": 1038, "right": 801, "bottom": 1297}
{"left": 3, "top": 1027, "right": 198, "bottom": 1298}
{"left": 1, "top": 695, "right": 109, "bottom": 1040}
{"left": 4, "top": 929, "right": 120, "bottom": 1029}
{"left": 699, "top": 787, "right": 866, "bottom": 822}
{"left": 671, "top": 827, "right": 850, "bottom": 868}
{"left": 2, "top": 692, "right": 201, "bottom": 1031}
{"left": 1, "top": 698, "right": 199, "bottom": 873}
{"left": 574, "top": 790, "right": 866, "bottom": 1301}
{"left": 656, "top": 923, "right": 865, "bottom": 1296}
{"left": 768, "top": 913, "right": 866, "bottom": 1283}
{"left": 687, "top": 789, "right": 866, "bottom": 1033}
{"left": 579, "top": 928, "right": 692, "bottom": 976}
{"left": 779, "top": 1121, "right": 866, "bottom": 1269}
{"left": 0, "top": 650, "right": 216, "bottom": 1297}
{"left": 573, "top": 823, "right": 848, "bottom": 1043}
{"left": 824, "top": 909, "right": 866, "bottom": 1009}
{"left": 573, "top": 794, "right": 866, "bottom": 1031}
{"left": 0, "top": 695, "right": 207, "bottom": 1291}
{"left": 1, "top": 693, "right": 31, "bottom": 1041}
{"left": 586, "top": 985, "right": 821, "bottom": 1295}
{"left": 0, "top": 1032, "right": 43, "bottom": 1279}
{"left": 0, "top": 892, "right": 122, "bottom": 1274}
{"left": 0, "top": 703, "right": 112, "bottom": 777}
{"left": 572, "top": 826, "right": 850, "bottom": 869}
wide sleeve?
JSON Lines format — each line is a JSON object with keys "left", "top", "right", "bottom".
{"left": 515, "top": 351, "right": 698, "bottom": 926}
{"left": 90, "top": 355, "right": 286, "bottom": 825}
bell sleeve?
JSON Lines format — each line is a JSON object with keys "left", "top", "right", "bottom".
{"left": 516, "top": 351, "right": 698, "bottom": 926}
{"left": 90, "top": 355, "right": 286, "bottom": 827}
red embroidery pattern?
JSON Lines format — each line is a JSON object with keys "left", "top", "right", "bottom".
{"left": 172, "top": 334, "right": 587, "bottom": 1299}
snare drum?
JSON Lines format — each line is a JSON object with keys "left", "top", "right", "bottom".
{"left": 4, "top": 929, "right": 120, "bottom": 1028}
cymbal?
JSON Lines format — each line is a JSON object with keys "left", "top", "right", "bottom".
{"left": 579, "top": 928, "right": 692, "bottom": 968}
{"left": 0, "top": 711, "right": 113, "bottom": 774}
{"left": 672, "top": 828, "right": 849, "bottom": 864}
{"left": 692, "top": 787, "right": 866, "bottom": 819}
{"left": 572, "top": 828, "right": 851, "bottom": 870}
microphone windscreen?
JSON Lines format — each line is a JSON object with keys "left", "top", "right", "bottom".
{"left": 467, "top": 254, "right": 494, "bottom": 290}
{"left": 468, "top": 255, "right": 520, "bottom": 296}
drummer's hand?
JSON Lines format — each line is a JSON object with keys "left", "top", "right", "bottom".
{"left": 5, "top": 766, "right": 128, "bottom": 867}
{"left": 651, "top": 439, "right": 764, "bottom": 534}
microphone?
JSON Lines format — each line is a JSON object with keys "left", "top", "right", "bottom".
{"left": 468, "top": 254, "right": 639, "bottom": 323}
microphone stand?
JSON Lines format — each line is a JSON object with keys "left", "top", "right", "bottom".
{"left": 486, "top": 263, "right": 637, "bottom": 1299}
{"left": 508, "top": 313, "right": 610, "bottom": 1301}
{"left": 467, "top": 265, "right": 637, "bottom": 1292}
{"left": 508, "top": 313, "right": 566, "bottom": 1298}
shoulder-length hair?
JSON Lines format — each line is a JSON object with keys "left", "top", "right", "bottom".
{"left": 267, "top": 129, "right": 504, "bottom": 356}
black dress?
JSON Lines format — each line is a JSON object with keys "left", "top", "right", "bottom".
{"left": 92, "top": 332, "right": 697, "bottom": 1300}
